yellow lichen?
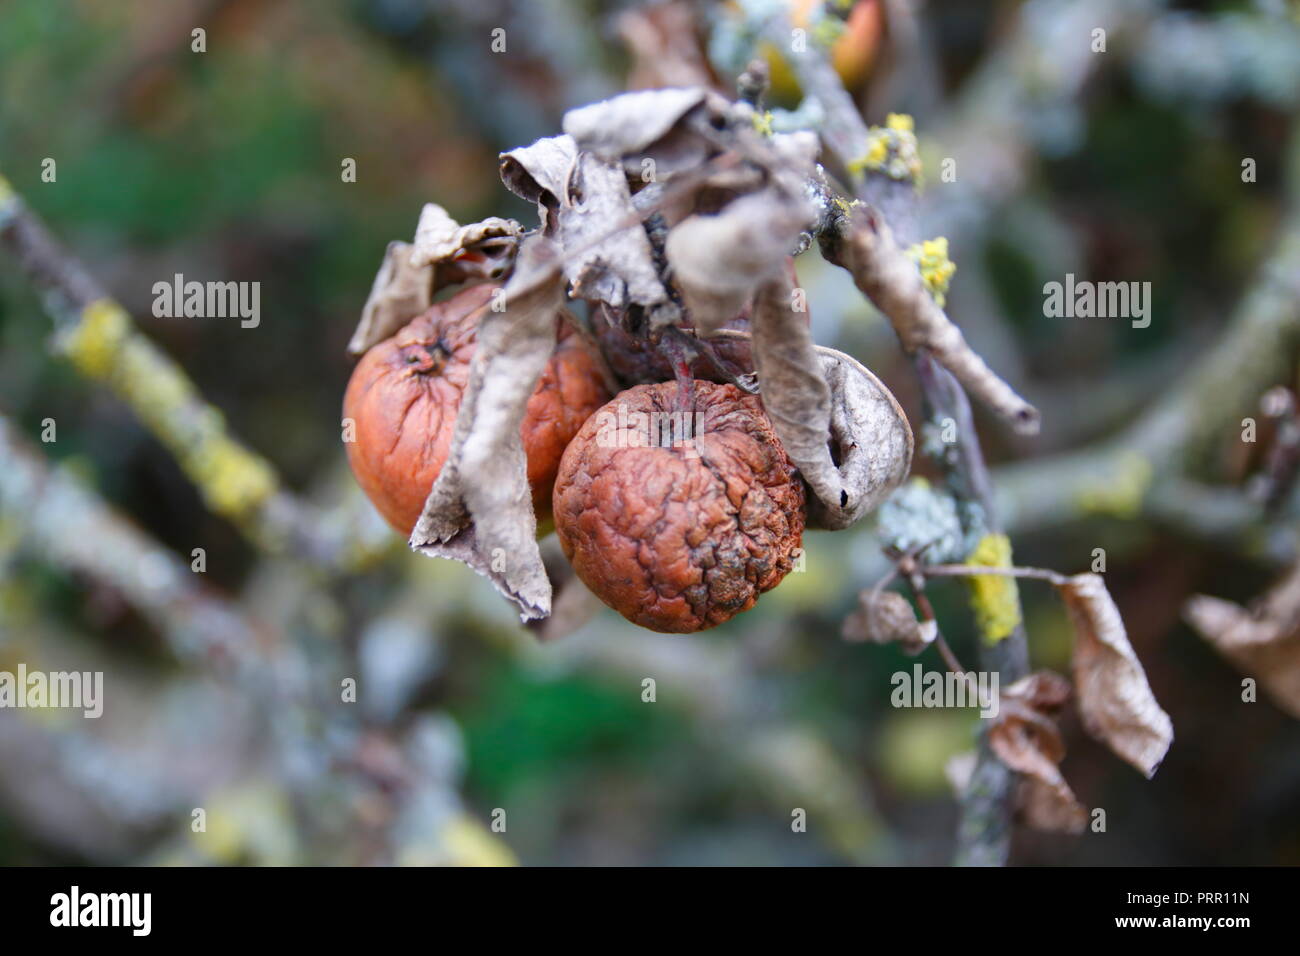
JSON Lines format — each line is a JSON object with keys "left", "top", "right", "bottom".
{"left": 847, "top": 115, "right": 923, "bottom": 184}
{"left": 63, "top": 299, "right": 131, "bottom": 379}
{"left": 831, "top": 195, "right": 862, "bottom": 217}
{"left": 752, "top": 110, "right": 774, "bottom": 137}
{"left": 193, "top": 436, "right": 278, "bottom": 518}
{"left": 905, "top": 237, "right": 957, "bottom": 307}
{"left": 1077, "top": 453, "right": 1153, "bottom": 519}
{"left": 60, "top": 299, "right": 278, "bottom": 523}
{"left": 864, "top": 135, "right": 888, "bottom": 167}
{"left": 965, "top": 533, "right": 1021, "bottom": 644}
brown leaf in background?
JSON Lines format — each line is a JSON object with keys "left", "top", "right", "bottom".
{"left": 1002, "top": 670, "right": 1072, "bottom": 712}
{"left": 1017, "top": 775, "right": 1089, "bottom": 835}
{"left": 409, "top": 236, "right": 564, "bottom": 621}
{"left": 1185, "top": 561, "right": 1300, "bottom": 718}
{"left": 1059, "top": 573, "right": 1174, "bottom": 777}
{"left": 617, "top": 2, "right": 719, "bottom": 91}
{"left": 841, "top": 588, "right": 934, "bottom": 653}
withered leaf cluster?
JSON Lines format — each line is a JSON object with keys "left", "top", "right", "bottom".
{"left": 351, "top": 87, "right": 917, "bottom": 621}
{"left": 977, "top": 574, "right": 1171, "bottom": 830}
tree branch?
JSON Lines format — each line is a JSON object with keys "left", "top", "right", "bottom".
{"left": 0, "top": 172, "right": 389, "bottom": 570}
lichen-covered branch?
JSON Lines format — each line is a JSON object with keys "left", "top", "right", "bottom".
{"left": 757, "top": 19, "right": 1035, "bottom": 864}
{"left": 913, "top": 352, "right": 1031, "bottom": 866}
{"left": 827, "top": 207, "right": 1040, "bottom": 432}
{"left": 764, "top": 13, "right": 1037, "bottom": 431}
{"left": 0, "top": 172, "right": 385, "bottom": 570}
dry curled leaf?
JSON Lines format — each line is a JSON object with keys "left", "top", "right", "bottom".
{"left": 1003, "top": 670, "right": 1073, "bottom": 712}
{"left": 1184, "top": 561, "right": 1300, "bottom": 718}
{"left": 989, "top": 679, "right": 1086, "bottom": 835}
{"left": 348, "top": 240, "right": 432, "bottom": 356}
{"left": 731, "top": 286, "right": 913, "bottom": 530}
{"left": 499, "top": 134, "right": 578, "bottom": 235}
{"left": 500, "top": 135, "right": 675, "bottom": 324}
{"left": 409, "top": 236, "right": 564, "bottom": 621}
{"left": 349, "top": 207, "right": 525, "bottom": 357}
{"left": 666, "top": 190, "right": 813, "bottom": 334}
{"left": 841, "top": 588, "right": 935, "bottom": 653}
{"left": 562, "top": 87, "right": 712, "bottom": 168}
{"left": 409, "top": 202, "right": 522, "bottom": 280}
{"left": 1058, "top": 573, "right": 1174, "bottom": 778}
{"left": 748, "top": 276, "right": 840, "bottom": 519}
{"left": 812, "top": 345, "right": 914, "bottom": 529}
{"left": 560, "top": 152, "right": 673, "bottom": 313}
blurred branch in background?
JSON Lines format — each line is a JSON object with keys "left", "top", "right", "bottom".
{"left": 0, "top": 172, "right": 392, "bottom": 570}
{"left": 994, "top": 149, "right": 1300, "bottom": 557}
{"left": 0, "top": 410, "right": 510, "bottom": 865}
{"left": 0, "top": 413, "right": 262, "bottom": 667}
{"left": 0, "top": 158, "right": 501, "bottom": 863}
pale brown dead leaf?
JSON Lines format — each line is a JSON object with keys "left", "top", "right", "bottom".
{"left": 559, "top": 152, "right": 674, "bottom": 314}
{"left": 500, "top": 134, "right": 676, "bottom": 324}
{"left": 1002, "top": 670, "right": 1073, "bottom": 712}
{"left": 499, "top": 134, "right": 579, "bottom": 235}
{"left": 1184, "top": 561, "right": 1300, "bottom": 718}
{"left": 714, "top": 310, "right": 913, "bottom": 530}
{"left": 348, "top": 240, "right": 431, "bottom": 356}
{"left": 562, "top": 87, "right": 712, "bottom": 167}
{"left": 988, "top": 687, "right": 1086, "bottom": 835}
{"left": 666, "top": 190, "right": 813, "bottom": 334}
{"left": 409, "top": 202, "right": 522, "bottom": 283}
{"left": 841, "top": 588, "right": 935, "bottom": 653}
{"left": 748, "top": 275, "right": 840, "bottom": 516}
{"left": 812, "top": 345, "right": 914, "bottom": 529}
{"left": 409, "top": 236, "right": 564, "bottom": 621}
{"left": 349, "top": 207, "right": 525, "bottom": 357}
{"left": 1018, "top": 775, "right": 1089, "bottom": 835}
{"left": 1058, "top": 573, "right": 1174, "bottom": 777}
